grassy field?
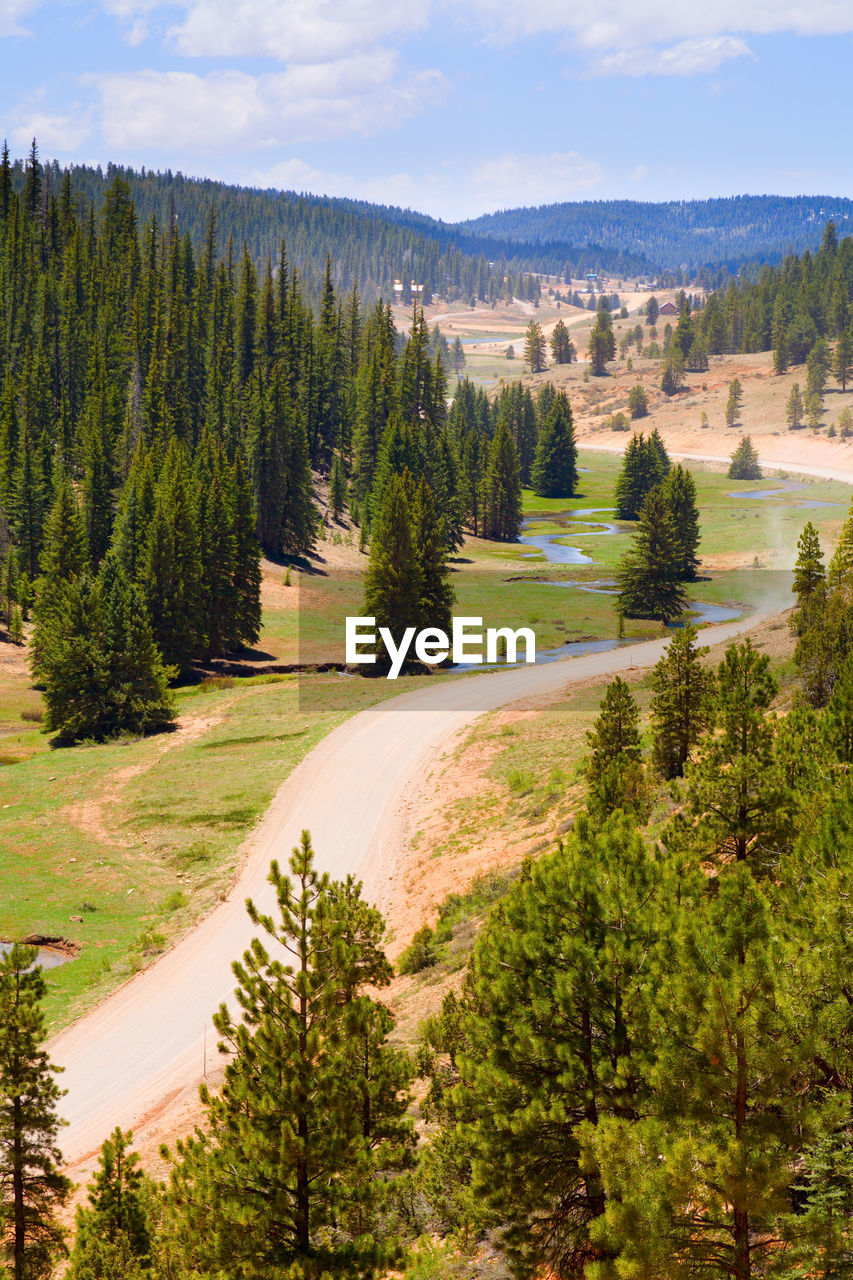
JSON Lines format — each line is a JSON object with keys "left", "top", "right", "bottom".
{"left": 0, "top": 663, "right": 442, "bottom": 1028}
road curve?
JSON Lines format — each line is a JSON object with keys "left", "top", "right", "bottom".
{"left": 51, "top": 615, "right": 760, "bottom": 1166}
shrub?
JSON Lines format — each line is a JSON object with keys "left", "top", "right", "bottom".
{"left": 398, "top": 926, "right": 439, "bottom": 974}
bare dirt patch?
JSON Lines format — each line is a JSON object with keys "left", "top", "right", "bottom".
{"left": 62, "top": 703, "right": 234, "bottom": 850}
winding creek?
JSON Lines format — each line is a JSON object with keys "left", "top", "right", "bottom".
{"left": 451, "top": 505, "right": 741, "bottom": 671}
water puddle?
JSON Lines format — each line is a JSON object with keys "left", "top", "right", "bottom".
{"left": 0, "top": 942, "right": 72, "bottom": 970}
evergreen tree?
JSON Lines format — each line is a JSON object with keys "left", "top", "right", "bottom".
{"left": 410, "top": 477, "right": 454, "bottom": 641}
{"left": 787, "top": 383, "right": 805, "bottom": 430}
{"left": 626, "top": 384, "right": 648, "bottom": 419}
{"left": 660, "top": 463, "right": 700, "bottom": 579}
{"left": 587, "top": 306, "right": 616, "bottom": 375}
{"left": 229, "top": 451, "right": 262, "bottom": 649}
{"left": 523, "top": 321, "right": 547, "bottom": 373}
{"left": 139, "top": 442, "right": 202, "bottom": 670}
{"left": 650, "top": 625, "right": 714, "bottom": 778}
{"left": 593, "top": 869, "right": 807, "bottom": 1280}
{"left": 482, "top": 418, "right": 522, "bottom": 542}
{"left": 162, "top": 834, "right": 410, "bottom": 1279}
{"left": 725, "top": 376, "right": 743, "bottom": 427}
{"left": 728, "top": 434, "right": 762, "bottom": 480}
{"left": 38, "top": 477, "right": 87, "bottom": 583}
{"left": 329, "top": 453, "right": 347, "bottom": 521}
{"left": 793, "top": 522, "right": 826, "bottom": 608}
{"left": 69, "top": 1128, "right": 150, "bottom": 1279}
{"left": 617, "top": 488, "right": 688, "bottom": 624}
{"left": 530, "top": 391, "right": 577, "bottom": 498}
{"left": 463, "top": 815, "right": 661, "bottom": 1279}
{"left": 549, "top": 319, "right": 575, "bottom": 364}
{"left": 0, "top": 944, "right": 71, "bottom": 1280}
{"left": 683, "top": 639, "right": 783, "bottom": 868}
{"left": 834, "top": 327, "right": 853, "bottom": 391}
{"left": 660, "top": 346, "right": 685, "bottom": 396}
{"left": 585, "top": 676, "right": 645, "bottom": 817}
{"left": 614, "top": 432, "right": 668, "bottom": 520}
{"left": 38, "top": 555, "right": 175, "bottom": 742}
{"left": 363, "top": 474, "right": 421, "bottom": 671}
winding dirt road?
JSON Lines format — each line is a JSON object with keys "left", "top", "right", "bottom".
{"left": 51, "top": 443, "right": 853, "bottom": 1168}
{"left": 52, "top": 618, "right": 758, "bottom": 1167}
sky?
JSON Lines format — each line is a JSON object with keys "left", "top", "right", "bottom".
{"left": 1, "top": 0, "right": 853, "bottom": 222}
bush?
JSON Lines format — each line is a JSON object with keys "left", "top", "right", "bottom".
{"left": 398, "top": 926, "right": 439, "bottom": 975}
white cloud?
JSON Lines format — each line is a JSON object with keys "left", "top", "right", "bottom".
{"left": 462, "top": 0, "right": 853, "bottom": 74}
{"left": 470, "top": 151, "right": 602, "bottom": 209}
{"left": 9, "top": 107, "right": 93, "bottom": 150}
{"left": 591, "top": 35, "right": 752, "bottom": 76}
{"left": 465, "top": 0, "right": 853, "bottom": 47}
{"left": 89, "top": 55, "right": 446, "bottom": 150}
{"left": 168, "top": 0, "right": 430, "bottom": 62}
{"left": 247, "top": 149, "right": 603, "bottom": 221}
{"left": 0, "top": 0, "right": 40, "bottom": 36}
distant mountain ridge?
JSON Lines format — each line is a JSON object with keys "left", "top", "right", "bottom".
{"left": 9, "top": 152, "right": 851, "bottom": 292}
{"left": 458, "top": 195, "right": 853, "bottom": 271}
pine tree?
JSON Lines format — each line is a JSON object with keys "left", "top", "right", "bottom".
{"left": 523, "top": 321, "right": 547, "bottom": 373}
{"left": 650, "top": 625, "right": 714, "bottom": 778}
{"left": 585, "top": 676, "right": 645, "bottom": 816}
{"left": 69, "top": 1129, "right": 150, "bottom": 1279}
{"left": 787, "top": 383, "right": 805, "bottom": 430}
{"left": 139, "top": 442, "right": 201, "bottom": 670}
{"left": 230, "top": 451, "right": 262, "bottom": 648}
{"left": 329, "top": 453, "right": 347, "bottom": 521}
{"left": 593, "top": 869, "right": 807, "bottom": 1280}
{"left": 627, "top": 384, "right": 648, "bottom": 419}
{"left": 38, "top": 555, "right": 175, "bottom": 743}
{"left": 530, "top": 390, "right": 577, "bottom": 498}
{"left": 614, "top": 432, "right": 668, "bottom": 520}
{"left": 549, "top": 319, "right": 575, "bottom": 364}
{"left": 162, "top": 834, "right": 410, "bottom": 1278}
{"left": 660, "top": 464, "right": 700, "bottom": 580}
{"left": 728, "top": 434, "right": 762, "bottom": 480}
{"left": 617, "top": 488, "right": 688, "bottom": 624}
{"left": 834, "top": 327, "right": 853, "bottom": 391}
{"left": 683, "top": 639, "right": 783, "bottom": 867}
{"left": 410, "top": 477, "right": 454, "bottom": 640}
{"left": 725, "top": 376, "right": 743, "bottom": 426}
{"left": 660, "top": 346, "right": 685, "bottom": 395}
{"left": 482, "top": 418, "right": 522, "bottom": 542}
{"left": 587, "top": 306, "right": 616, "bottom": 375}
{"left": 0, "top": 944, "right": 71, "bottom": 1280}
{"left": 793, "top": 522, "right": 826, "bottom": 607}
{"left": 38, "top": 476, "right": 87, "bottom": 583}
{"left": 463, "top": 815, "right": 661, "bottom": 1279}
{"left": 363, "top": 473, "right": 422, "bottom": 672}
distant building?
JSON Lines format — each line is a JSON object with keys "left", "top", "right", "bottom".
{"left": 659, "top": 301, "right": 678, "bottom": 316}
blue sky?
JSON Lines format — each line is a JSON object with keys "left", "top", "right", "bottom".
{"left": 1, "top": 0, "right": 852, "bottom": 221}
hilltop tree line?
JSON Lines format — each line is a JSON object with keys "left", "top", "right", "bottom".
{"left": 6, "top": 149, "right": 549, "bottom": 308}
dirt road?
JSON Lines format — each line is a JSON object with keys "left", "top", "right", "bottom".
{"left": 51, "top": 616, "right": 759, "bottom": 1167}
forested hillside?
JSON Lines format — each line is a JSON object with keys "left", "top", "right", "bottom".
{"left": 0, "top": 144, "right": 571, "bottom": 736}
{"left": 461, "top": 195, "right": 853, "bottom": 273}
{"left": 662, "top": 222, "right": 853, "bottom": 378}
{"left": 6, "top": 148, "right": 618, "bottom": 303}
